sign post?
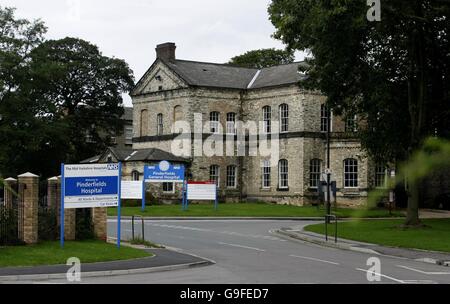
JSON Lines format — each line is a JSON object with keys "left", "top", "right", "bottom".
{"left": 60, "top": 163, "right": 121, "bottom": 248}
{"left": 142, "top": 161, "right": 185, "bottom": 211}
{"left": 117, "top": 162, "right": 122, "bottom": 248}
{"left": 186, "top": 181, "right": 218, "bottom": 211}
{"left": 60, "top": 164, "right": 65, "bottom": 248}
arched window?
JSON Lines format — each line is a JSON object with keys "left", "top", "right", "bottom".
{"left": 157, "top": 113, "right": 163, "bottom": 136}
{"left": 263, "top": 106, "right": 272, "bottom": 133}
{"left": 279, "top": 104, "right": 289, "bottom": 133}
{"left": 226, "top": 112, "right": 236, "bottom": 135}
{"left": 226, "top": 165, "right": 237, "bottom": 188}
{"left": 278, "top": 159, "right": 289, "bottom": 189}
{"left": 310, "top": 159, "right": 322, "bottom": 188}
{"left": 174, "top": 105, "right": 182, "bottom": 122}
{"left": 131, "top": 170, "right": 140, "bottom": 181}
{"left": 140, "top": 109, "right": 148, "bottom": 137}
{"left": 210, "top": 112, "right": 220, "bottom": 134}
{"left": 210, "top": 165, "right": 220, "bottom": 187}
{"left": 344, "top": 158, "right": 358, "bottom": 188}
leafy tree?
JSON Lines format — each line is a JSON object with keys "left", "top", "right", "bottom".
{"left": 27, "top": 37, "right": 135, "bottom": 168}
{"left": 0, "top": 6, "right": 48, "bottom": 177}
{"left": 229, "top": 48, "right": 294, "bottom": 68}
{"left": 0, "top": 7, "right": 135, "bottom": 178}
{"left": 269, "top": 0, "right": 450, "bottom": 226}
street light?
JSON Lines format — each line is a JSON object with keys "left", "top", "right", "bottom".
{"left": 326, "top": 106, "right": 332, "bottom": 223}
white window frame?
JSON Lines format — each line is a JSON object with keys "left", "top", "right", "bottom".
{"left": 163, "top": 182, "right": 175, "bottom": 194}
{"left": 309, "top": 159, "right": 322, "bottom": 188}
{"left": 263, "top": 106, "right": 272, "bottom": 134}
{"left": 278, "top": 159, "right": 289, "bottom": 189}
{"left": 210, "top": 112, "right": 220, "bottom": 134}
{"left": 262, "top": 160, "right": 271, "bottom": 189}
{"left": 375, "top": 164, "right": 387, "bottom": 188}
{"left": 210, "top": 165, "right": 220, "bottom": 187}
{"left": 344, "top": 159, "right": 359, "bottom": 188}
{"left": 226, "top": 112, "right": 237, "bottom": 135}
{"left": 320, "top": 105, "right": 333, "bottom": 132}
{"left": 226, "top": 165, "right": 237, "bottom": 188}
{"left": 345, "top": 114, "right": 358, "bottom": 133}
{"left": 279, "top": 104, "right": 289, "bottom": 133}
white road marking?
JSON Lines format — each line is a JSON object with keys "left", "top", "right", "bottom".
{"left": 218, "top": 242, "right": 266, "bottom": 252}
{"left": 139, "top": 223, "right": 286, "bottom": 242}
{"left": 290, "top": 255, "right": 340, "bottom": 265}
{"left": 397, "top": 265, "right": 450, "bottom": 275}
{"left": 401, "top": 280, "right": 437, "bottom": 284}
{"left": 356, "top": 268, "right": 405, "bottom": 283}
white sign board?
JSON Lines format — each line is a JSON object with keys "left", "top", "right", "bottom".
{"left": 121, "top": 181, "right": 143, "bottom": 200}
{"left": 63, "top": 164, "right": 120, "bottom": 209}
{"left": 187, "top": 182, "right": 217, "bottom": 201}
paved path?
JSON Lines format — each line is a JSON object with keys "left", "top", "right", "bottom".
{"left": 0, "top": 249, "right": 207, "bottom": 281}
{"left": 18, "top": 219, "right": 450, "bottom": 284}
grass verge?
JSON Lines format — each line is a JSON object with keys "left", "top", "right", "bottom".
{"left": 304, "top": 219, "right": 450, "bottom": 252}
{"left": 109, "top": 203, "right": 404, "bottom": 218}
{"left": 0, "top": 240, "right": 152, "bottom": 267}
{"left": 129, "top": 238, "right": 165, "bottom": 249}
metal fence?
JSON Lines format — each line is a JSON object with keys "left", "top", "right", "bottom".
{"left": 0, "top": 184, "right": 24, "bottom": 246}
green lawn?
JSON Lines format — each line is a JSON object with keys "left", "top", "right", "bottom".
{"left": 109, "top": 203, "right": 404, "bottom": 218}
{"left": 305, "top": 219, "right": 450, "bottom": 252}
{"left": 0, "top": 240, "right": 151, "bottom": 267}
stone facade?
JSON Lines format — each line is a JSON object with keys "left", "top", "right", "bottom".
{"left": 18, "top": 173, "right": 39, "bottom": 244}
{"left": 126, "top": 44, "right": 383, "bottom": 207}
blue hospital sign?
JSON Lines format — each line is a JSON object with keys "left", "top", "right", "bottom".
{"left": 144, "top": 161, "right": 185, "bottom": 183}
{"left": 63, "top": 164, "right": 120, "bottom": 209}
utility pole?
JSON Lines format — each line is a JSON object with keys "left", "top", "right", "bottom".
{"left": 326, "top": 107, "right": 331, "bottom": 223}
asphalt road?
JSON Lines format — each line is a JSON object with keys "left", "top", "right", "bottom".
{"left": 31, "top": 219, "right": 450, "bottom": 284}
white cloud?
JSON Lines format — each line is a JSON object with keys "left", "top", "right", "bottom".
{"left": 3, "top": 0, "right": 306, "bottom": 106}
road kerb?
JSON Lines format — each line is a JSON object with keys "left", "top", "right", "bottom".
{"left": 274, "top": 228, "right": 449, "bottom": 267}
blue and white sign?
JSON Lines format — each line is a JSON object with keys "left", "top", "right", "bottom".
{"left": 63, "top": 164, "right": 121, "bottom": 209}
{"left": 144, "top": 161, "right": 185, "bottom": 183}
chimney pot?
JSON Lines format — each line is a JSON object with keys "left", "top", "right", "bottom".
{"left": 156, "top": 42, "right": 176, "bottom": 61}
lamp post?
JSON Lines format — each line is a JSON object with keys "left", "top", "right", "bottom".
{"left": 326, "top": 107, "right": 331, "bottom": 223}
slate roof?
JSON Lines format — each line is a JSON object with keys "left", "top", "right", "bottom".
{"left": 133, "top": 59, "right": 305, "bottom": 94}
{"left": 249, "top": 62, "right": 308, "bottom": 89}
{"left": 164, "top": 59, "right": 258, "bottom": 89}
{"left": 81, "top": 147, "right": 189, "bottom": 164}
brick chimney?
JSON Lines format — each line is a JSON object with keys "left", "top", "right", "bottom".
{"left": 156, "top": 42, "right": 176, "bottom": 61}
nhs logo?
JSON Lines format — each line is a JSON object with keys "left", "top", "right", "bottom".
{"left": 107, "top": 164, "right": 119, "bottom": 170}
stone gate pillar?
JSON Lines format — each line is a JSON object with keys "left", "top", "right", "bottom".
{"left": 17, "top": 172, "right": 39, "bottom": 244}
{"left": 92, "top": 208, "right": 107, "bottom": 241}
{"left": 64, "top": 209, "right": 76, "bottom": 241}
{"left": 47, "top": 176, "right": 59, "bottom": 209}
{"left": 3, "top": 177, "right": 17, "bottom": 209}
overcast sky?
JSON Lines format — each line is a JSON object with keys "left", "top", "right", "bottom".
{"left": 3, "top": 0, "right": 306, "bottom": 106}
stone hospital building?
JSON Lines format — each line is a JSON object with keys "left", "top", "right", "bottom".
{"left": 86, "top": 43, "right": 389, "bottom": 206}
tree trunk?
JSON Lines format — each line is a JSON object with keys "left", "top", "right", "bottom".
{"left": 405, "top": 180, "right": 421, "bottom": 226}
{"left": 405, "top": 3, "right": 427, "bottom": 227}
